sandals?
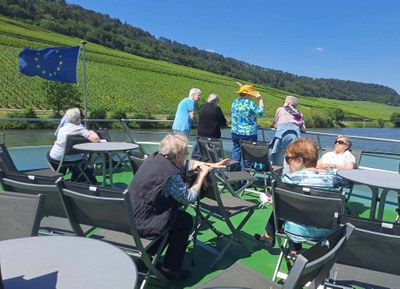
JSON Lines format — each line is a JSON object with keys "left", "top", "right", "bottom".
{"left": 287, "top": 251, "right": 299, "bottom": 261}
{"left": 254, "top": 233, "right": 275, "bottom": 247}
{"left": 259, "top": 192, "right": 273, "bottom": 208}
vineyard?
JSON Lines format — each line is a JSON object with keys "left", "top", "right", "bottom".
{"left": 0, "top": 16, "right": 398, "bottom": 124}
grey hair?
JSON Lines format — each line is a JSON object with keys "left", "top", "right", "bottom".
{"left": 207, "top": 93, "right": 219, "bottom": 103}
{"left": 285, "top": 95, "right": 299, "bottom": 108}
{"left": 336, "top": 135, "right": 352, "bottom": 149}
{"left": 189, "top": 88, "right": 201, "bottom": 98}
{"left": 65, "top": 108, "right": 81, "bottom": 124}
{"left": 159, "top": 133, "right": 188, "bottom": 159}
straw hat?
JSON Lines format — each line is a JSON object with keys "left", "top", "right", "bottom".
{"left": 235, "top": 82, "right": 259, "bottom": 96}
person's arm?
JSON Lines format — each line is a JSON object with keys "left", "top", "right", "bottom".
{"left": 190, "top": 158, "right": 231, "bottom": 170}
{"left": 87, "top": 130, "right": 100, "bottom": 143}
{"left": 163, "top": 174, "right": 199, "bottom": 204}
{"left": 189, "top": 111, "right": 195, "bottom": 120}
{"left": 216, "top": 106, "right": 227, "bottom": 126}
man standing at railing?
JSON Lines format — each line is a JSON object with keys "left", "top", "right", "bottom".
{"left": 172, "top": 88, "right": 201, "bottom": 136}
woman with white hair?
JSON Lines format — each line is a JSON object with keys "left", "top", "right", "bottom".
{"left": 129, "top": 133, "right": 229, "bottom": 280}
{"left": 264, "top": 96, "right": 306, "bottom": 205}
{"left": 192, "top": 93, "right": 227, "bottom": 160}
{"left": 48, "top": 108, "right": 99, "bottom": 181}
{"left": 270, "top": 95, "right": 306, "bottom": 166}
{"left": 317, "top": 135, "right": 356, "bottom": 170}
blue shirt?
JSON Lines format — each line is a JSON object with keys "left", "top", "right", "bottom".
{"left": 162, "top": 160, "right": 199, "bottom": 205}
{"left": 231, "top": 98, "right": 264, "bottom": 136}
{"left": 281, "top": 169, "right": 346, "bottom": 243}
{"left": 172, "top": 97, "right": 195, "bottom": 135}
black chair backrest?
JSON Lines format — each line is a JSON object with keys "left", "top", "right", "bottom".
{"left": 240, "top": 140, "right": 272, "bottom": 171}
{"left": 336, "top": 214, "right": 400, "bottom": 275}
{"left": 0, "top": 170, "right": 64, "bottom": 218}
{"left": 198, "top": 137, "right": 224, "bottom": 159}
{"left": 64, "top": 134, "right": 91, "bottom": 155}
{"left": 0, "top": 142, "right": 18, "bottom": 172}
{"left": 0, "top": 190, "right": 45, "bottom": 241}
{"left": 273, "top": 181, "right": 344, "bottom": 230}
{"left": 128, "top": 151, "right": 147, "bottom": 174}
{"left": 56, "top": 180, "right": 136, "bottom": 237}
{"left": 284, "top": 224, "right": 354, "bottom": 289}
{"left": 93, "top": 128, "right": 112, "bottom": 142}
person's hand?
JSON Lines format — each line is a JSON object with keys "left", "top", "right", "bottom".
{"left": 207, "top": 158, "right": 230, "bottom": 168}
{"left": 197, "top": 163, "right": 212, "bottom": 175}
{"left": 255, "top": 93, "right": 262, "bottom": 100}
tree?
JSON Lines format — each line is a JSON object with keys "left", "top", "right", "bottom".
{"left": 42, "top": 82, "right": 82, "bottom": 117}
{"left": 390, "top": 112, "right": 400, "bottom": 127}
{"left": 333, "top": 108, "right": 345, "bottom": 122}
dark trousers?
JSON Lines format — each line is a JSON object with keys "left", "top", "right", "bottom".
{"left": 148, "top": 210, "right": 193, "bottom": 272}
{"left": 266, "top": 213, "right": 302, "bottom": 252}
{"left": 231, "top": 133, "right": 257, "bottom": 171}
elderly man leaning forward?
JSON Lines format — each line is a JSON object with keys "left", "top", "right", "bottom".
{"left": 172, "top": 88, "right": 201, "bottom": 136}
{"left": 128, "top": 133, "right": 230, "bottom": 280}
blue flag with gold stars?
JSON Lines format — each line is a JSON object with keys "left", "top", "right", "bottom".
{"left": 18, "top": 46, "right": 80, "bottom": 83}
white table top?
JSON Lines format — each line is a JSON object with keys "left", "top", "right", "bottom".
{"left": 337, "top": 169, "right": 400, "bottom": 190}
{"left": 73, "top": 142, "right": 138, "bottom": 152}
{"left": 0, "top": 236, "right": 136, "bottom": 289}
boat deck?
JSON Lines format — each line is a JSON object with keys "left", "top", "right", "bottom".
{"left": 95, "top": 168, "right": 399, "bottom": 288}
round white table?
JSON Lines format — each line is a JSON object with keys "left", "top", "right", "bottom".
{"left": 0, "top": 236, "right": 137, "bottom": 289}
{"left": 338, "top": 169, "right": 400, "bottom": 219}
{"left": 73, "top": 142, "right": 138, "bottom": 187}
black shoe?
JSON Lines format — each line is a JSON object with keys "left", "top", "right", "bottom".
{"left": 158, "top": 265, "right": 191, "bottom": 281}
{"left": 254, "top": 233, "right": 275, "bottom": 247}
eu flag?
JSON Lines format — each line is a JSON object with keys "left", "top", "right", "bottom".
{"left": 18, "top": 46, "right": 80, "bottom": 83}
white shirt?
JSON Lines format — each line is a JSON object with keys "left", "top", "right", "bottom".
{"left": 319, "top": 150, "right": 356, "bottom": 167}
{"left": 49, "top": 123, "right": 91, "bottom": 161}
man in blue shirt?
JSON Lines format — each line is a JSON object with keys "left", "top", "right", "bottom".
{"left": 172, "top": 88, "right": 201, "bottom": 135}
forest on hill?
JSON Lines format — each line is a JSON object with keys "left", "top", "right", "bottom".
{"left": 0, "top": 0, "right": 399, "bottom": 106}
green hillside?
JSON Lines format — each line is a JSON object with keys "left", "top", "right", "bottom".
{"left": 0, "top": 16, "right": 399, "bottom": 126}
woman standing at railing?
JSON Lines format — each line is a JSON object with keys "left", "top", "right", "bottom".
{"left": 230, "top": 83, "right": 265, "bottom": 171}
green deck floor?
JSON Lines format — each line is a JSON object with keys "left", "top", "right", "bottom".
{"left": 103, "top": 168, "right": 398, "bottom": 288}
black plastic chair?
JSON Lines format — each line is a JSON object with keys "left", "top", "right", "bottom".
{"left": 194, "top": 224, "right": 354, "bottom": 289}
{"left": 326, "top": 214, "right": 400, "bottom": 288}
{"left": 0, "top": 190, "right": 45, "bottom": 241}
{"left": 272, "top": 181, "right": 345, "bottom": 282}
{"left": 193, "top": 170, "right": 258, "bottom": 267}
{"left": 240, "top": 139, "right": 283, "bottom": 190}
{"left": 0, "top": 142, "right": 60, "bottom": 177}
{"left": 127, "top": 150, "right": 148, "bottom": 175}
{"left": 197, "top": 138, "right": 256, "bottom": 197}
{"left": 56, "top": 179, "right": 170, "bottom": 288}
{"left": 46, "top": 134, "right": 92, "bottom": 182}
{"left": 0, "top": 170, "right": 96, "bottom": 237}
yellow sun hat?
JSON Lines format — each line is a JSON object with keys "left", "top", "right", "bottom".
{"left": 235, "top": 82, "right": 260, "bottom": 96}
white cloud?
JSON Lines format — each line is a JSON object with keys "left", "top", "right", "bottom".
{"left": 205, "top": 48, "right": 215, "bottom": 53}
{"left": 312, "top": 47, "right": 324, "bottom": 52}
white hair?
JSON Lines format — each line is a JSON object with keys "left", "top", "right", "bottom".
{"left": 65, "top": 108, "right": 81, "bottom": 124}
{"left": 159, "top": 133, "right": 188, "bottom": 159}
{"left": 285, "top": 95, "right": 299, "bottom": 107}
{"left": 207, "top": 93, "right": 219, "bottom": 103}
{"left": 188, "top": 88, "right": 201, "bottom": 98}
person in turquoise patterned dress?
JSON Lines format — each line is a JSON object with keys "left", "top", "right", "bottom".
{"left": 231, "top": 83, "right": 265, "bottom": 171}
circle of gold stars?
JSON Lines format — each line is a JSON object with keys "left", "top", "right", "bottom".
{"left": 34, "top": 50, "right": 63, "bottom": 77}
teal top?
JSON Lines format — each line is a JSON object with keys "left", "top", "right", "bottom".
{"left": 281, "top": 169, "right": 345, "bottom": 243}
{"left": 231, "top": 98, "right": 264, "bottom": 136}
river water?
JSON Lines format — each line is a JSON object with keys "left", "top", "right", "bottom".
{"left": 2, "top": 127, "right": 400, "bottom": 153}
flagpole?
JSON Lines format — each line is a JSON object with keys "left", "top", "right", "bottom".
{"left": 80, "top": 40, "right": 88, "bottom": 128}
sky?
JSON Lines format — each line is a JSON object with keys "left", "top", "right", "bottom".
{"left": 67, "top": 0, "right": 400, "bottom": 93}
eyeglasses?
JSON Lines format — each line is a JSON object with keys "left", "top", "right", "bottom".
{"left": 334, "top": 140, "right": 346, "bottom": 145}
{"left": 284, "top": 154, "right": 295, "bottom": 163}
